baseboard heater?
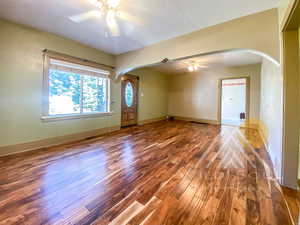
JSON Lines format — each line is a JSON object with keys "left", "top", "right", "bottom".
{"left": 85, "top": 135, "right": 98, "bottom": 140}
{"left": 190, "top": 121, "right": 209, "bottom": 125}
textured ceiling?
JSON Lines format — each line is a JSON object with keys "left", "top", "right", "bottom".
{"left": 0, "top": 0, "right": 279, "bottom": 54}
{"left": 148, "top": 51, "right": 263, "bottom": 75}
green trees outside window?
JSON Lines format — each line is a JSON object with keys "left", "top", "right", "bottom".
{"left": 49, "top": 69, "right": 108, "bottom": 115}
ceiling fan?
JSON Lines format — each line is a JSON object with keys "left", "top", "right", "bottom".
{"left": 69, "top": 0, "right": 138, "bottom": 37}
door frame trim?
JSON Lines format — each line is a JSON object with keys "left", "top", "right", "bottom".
{"left": 218, "top": 76, "right": 250, "bottom": 126}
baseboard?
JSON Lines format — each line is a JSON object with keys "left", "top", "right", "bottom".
{"left": 172, "top": 116, "right": 219, "bottom": 125}
{"left": 138, "top": 116, "right": 166, "bottom": 125}
{"left": 0, "top": 125, "right": 120, "bottom": 157}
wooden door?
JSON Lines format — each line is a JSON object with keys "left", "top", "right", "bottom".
{"left": 121, "top": 75, "right": 139, "bottom": 127}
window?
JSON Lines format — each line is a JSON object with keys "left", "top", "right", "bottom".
{"left": 42, "top": 52, "right": 112, "bottom": 121}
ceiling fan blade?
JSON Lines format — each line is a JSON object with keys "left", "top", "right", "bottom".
{"left": 106, "top": 13, "right": 120, "bottom": 37}
{"left": 69, "top": 10, "right": 100, "bottom": 23}
{"left": 118, "top": 11, "right": 144, "bottom": 26}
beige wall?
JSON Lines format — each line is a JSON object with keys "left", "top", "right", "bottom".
{"left": 0, "top": 19, "right": 169, "bottom": 155}
{"left": 168, "top": 64, "right": 261, "bottom": 125}
{"left": 280, "top": 29, "right": 300, "bottom": 188}
{"left": 0, "top": 19, "right": 118, "bottom": 149}
{"left": 278, "top": 0, "right": 296, "bottom": 27}
{"left": 299, "top": 27, "right": 300, "bottom": 180}
{"left": 116, "top": 9, "right": 280, "bottom": 75}
{"left": 130, "top": 68, "right": 169, "bottom": 122}
{"left": 277, "top": 0, "right": 299, "bottom": 187}
{"left": 259, "top": 58, "right": 283, "bottom": 181}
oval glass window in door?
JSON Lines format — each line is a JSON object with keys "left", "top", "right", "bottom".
{"left": 125, "top": 82, "right": 134, "bottom": 107}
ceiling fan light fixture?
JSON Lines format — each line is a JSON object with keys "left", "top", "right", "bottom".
{"left": 186, "top": 61, "right": 209, "bottom": 72}
{"left": 106, "top": 9, "right": 116, "bottom": 23}
{"left": 188, "top": 65, "right": 194, "bottom": 72}
{"left": 106, "top": 0, "right": 121, "bottom": 9}
{"left": 89, "top": 0, "right": 103, "bottom": 8}
{"left": 95, "top": 10, "right": 103, "bottom": 17}
{"left": 70, "top": 0, "right": 124, "bottom": 37}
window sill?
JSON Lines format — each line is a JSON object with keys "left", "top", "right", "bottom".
{"left": 41, "top": 112, "right": 114, "bottom": 122}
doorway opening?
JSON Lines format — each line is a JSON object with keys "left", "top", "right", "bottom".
{"left": 220, "top": 77, "right": 249, "bottom": 126}
{"left": 121, "top": 74, "right": 139, "bottom": 127}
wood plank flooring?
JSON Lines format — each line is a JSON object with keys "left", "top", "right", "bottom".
{"left": 0, "top": 120, "right": 295, "bottom": 225}
{"left": 282, "top": 186, "right": 300, "bottom": 225}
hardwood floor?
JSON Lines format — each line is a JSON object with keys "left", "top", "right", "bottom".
{"left": 0, "top": 120, "right": 295, "bottom": 225}
{"left": 282, "top": 186, "right": 300, "bottom": 225}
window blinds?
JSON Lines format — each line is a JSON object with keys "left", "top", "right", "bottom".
{"left": 49, "top": 58, "right": 110, "bottom": 78}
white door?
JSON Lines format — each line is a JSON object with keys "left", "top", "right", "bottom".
{"left": 221, "top": 78, "right": 247, "bottom": 126}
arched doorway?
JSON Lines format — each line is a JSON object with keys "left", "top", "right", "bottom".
{"left": 121, "top": 48, "right": 292, "bottom": 188}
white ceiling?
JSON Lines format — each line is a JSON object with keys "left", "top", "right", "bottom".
{"left": 149, "top": 51, "right": 263, "bottom": 75}
{"left": 0, "top": 0, "right": 279, "bottom": 55}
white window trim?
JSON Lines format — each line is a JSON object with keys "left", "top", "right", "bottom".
{"left": 42, "top": 50, "right": 114, "bottom": 122}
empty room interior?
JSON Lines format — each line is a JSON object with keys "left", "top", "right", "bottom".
{"left": 1, "top": 0, "right": 300, "bottom": 224}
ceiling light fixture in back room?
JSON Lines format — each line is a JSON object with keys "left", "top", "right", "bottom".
{"left": 187, "top": 61, "right": 208, "bottom": 72}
